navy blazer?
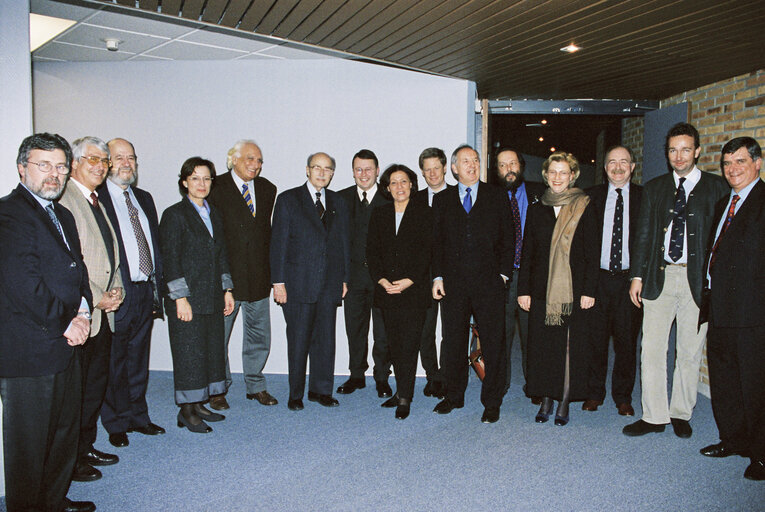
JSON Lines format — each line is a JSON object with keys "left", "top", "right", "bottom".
{"left": 0, "top": 185, "right": 92, "bottom": 377}
{"left": 97, "top": 182, "right": 164, "bottom": 319}
{"left": 270, "top": 184, "right": 350, "bottom": 304}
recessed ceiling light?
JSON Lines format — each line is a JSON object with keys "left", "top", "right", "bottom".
{"left": 541, "top": 119, "right": 547, "bottom": 124}
{"left": 30, "top": 13, "right": 76, "bottom": 52}
{"left": 550, "top": 147, "right": 556, "bottom": 152}
{"left": 538, "top": 137, "right": 544, "bottom": 142}
{"left": 560, "top": 43, "right": 581, "bottom": 53}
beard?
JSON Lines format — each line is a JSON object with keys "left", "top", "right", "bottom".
{"left": 109, "top": 167, "right": 137, "bottom": 187}
{"left": 502, "top": 171, "right": 524, "bottom": 191}
{"left": 26, "top": 176, "right": 65, "bottom": 200}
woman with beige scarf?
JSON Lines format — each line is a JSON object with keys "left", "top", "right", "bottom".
{"left": 517, "top": 152, "right": 599, "bottom": 426}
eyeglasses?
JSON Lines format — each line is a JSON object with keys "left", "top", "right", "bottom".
{"left": 80, "top": 155, "right": 111, "bottom": 167}
{"left": 27, "top": 161, "right": 70, "bottom": 174}
{"left": 310, "top": 165, "right": 334, "bottom": 173}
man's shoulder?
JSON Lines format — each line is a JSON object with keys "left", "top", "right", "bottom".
{"left": 254, "top": 175, "right": 277, "bottom": 193}
{"left": 524, "top": 181, "right": 546, "bottom": 197}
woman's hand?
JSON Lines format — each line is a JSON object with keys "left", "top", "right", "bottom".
{"left": 380, "top": 278, "right": 413, "bottom": 294}
{"left": 223, "top": 291, "right": 235, "bottom": 316}
{"left": 580, "top": 295, "right": 595, "bottom": 309}
{"left": 518, "top": 295, "right": 531, "bottom": 311}
{"left": 176, "top": 297, "right": 192, "bottom": 322}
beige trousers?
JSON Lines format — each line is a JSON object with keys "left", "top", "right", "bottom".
{"left": 640, "top": 265, "right": 707, "bottom": 424}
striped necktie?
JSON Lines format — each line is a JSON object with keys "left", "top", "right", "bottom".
{"left": 242, "top": 183, "right": 255, "bottom": 217}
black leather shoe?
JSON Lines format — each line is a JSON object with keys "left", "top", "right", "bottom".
{"left": 336, "top": 378, "right": 365, "bottom": 394}
{"left": 63, "top": 498, "right": 96, "bottom": 512}
{"left": 246, "top": 390, "right": 279, "bottom": 405}
{"left": 108, "top": 432, "right": 128, "bottom": 447}
{"left": 395, "top": 403, "right": 410, "bottom": 420}
{"left": 423, "top": 381, "right": 445, "bottom": 398}
{"left": 670, "top": 418, "right": 693, "bottom": 438}
{"left": 287, "top": 399, "right": 304, "bottom": 411}
{"left": 433, "top": 398, "right": 463, "bottom": 414}
{"left": 376, "top": 380, "right": 393, "bottom": 398}
{"left": 700, "top": 442, "right": 741, "bottom": 458}
{"left": 481, "top": 407, "right": 500, "bottom": 423}
{"left": 623, "top": 419, "right": 666, "bottom": 437}
{"left": 84, "top": 448, "right": 118, "bottom": 466}
{"left": 744, "top": 460, "right": 765, "bottom": 481}
{"left": 128, "top": 422, "right": 165, "bottom": 435}
{"left": 381, "top": 396, "right": 398, "bottom": 408}
{"left": 71, "top": 461, "right": 102, "bottom": 482}
{"left": 308, "top": 391, "right": 339, "bottom": 407}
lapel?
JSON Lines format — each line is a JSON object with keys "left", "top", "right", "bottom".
{"left": 302, "top": 185, "right": 326, "bottom": 232}
{"left": 20, "top": 186, "right": 73, "bottom": 256}
{"left": 628, "top": 183, "right": 641, "bottom": 226}
{"left": 182, "top": 197, "right": 214, "bottom": 240}
{"left": 660, "top": 174, "right": 677, "bottom": 228}
{"left": 718, "top": 180, "right": 764, "bottom": 246}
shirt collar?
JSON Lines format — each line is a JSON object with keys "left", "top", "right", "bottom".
{"left": 674, "top": 166, "right": 701, "bottom": 187}
{"left": 733, "top": 177, "right": 760, "bottom": 202}
{"left": 230, "top": 170, "right": 252, "bottom": 191}
{"left": 607, "top": 181, "right": 630, "bottom": 194}
{"left": 69, "top": 177, "right": 96, "bottom": 201}
{"left": 357, "top": 184, "right": 377, "bottom": 201}
{"left": 306, "top": 181, "right": 324, "bottom": 199}
{"left": 21, "top": 183, "right": 53, "bottom": 209}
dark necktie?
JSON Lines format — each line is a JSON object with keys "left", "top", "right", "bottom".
{"left": 315, "top": 191, "right": 325, "bottom": 219}
{"left": 46, "top": 204, "right": 67, "bottom": 247}
{"left": 90, "top": 191, "right": 99, "bottom": 208}
{"left": 668, "top": 177, "right": 686, "bottom": 262}
{"left": 609, "top": 188, "right": 624, "bottom": 272}
{"left": 124, "top": 191, "right": 153, "bottom": 276}
{"left": 463, "top": 187, "right": 472, "bottom": 213}
{"left": 709, "top": 194, "right": 740, "bottom": 269}
{"left": 242, "top": 183, "right": 255, "bottom": 217}
{"left": 509, "top": 189, "right": 522, "bottom": 267}
{"left": 361, "top": 191, "right": 369, "bottom": 207}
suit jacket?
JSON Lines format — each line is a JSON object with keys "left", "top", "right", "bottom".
{"left": 270, "top": 184, "right": 350, "bottom": 304}
{"left": 159, "top": 198, "right": 232, "bottom": 315}
{"left": 339, "top": 185, "right": 390, "bottom": 288}
{"left": 366, "top": 199, "right": 433, "bottom": 310}
{"left": 59, "top": 182, "right": 123, "bottom": 336}
{"left": 97, "top": 182, "right": 164, "bottom": 320}
{"left": 630, "top": 171, "right": 728, "bottom": 306}
{"left": 208, "top": 172, "right": 276, "bottom": 302}
{"left": 432, "top": 181, "right": 514, "bottom": 297}
{"left": 586, "top": 182, "right": 643, "bottom": 267}
{"left": 518, "top": 181, "right": 546, "bottom": 209}
{"left": 0, "top": 185, "right": 92, "bottom": 377}
{"left": 701, "top": 179, "right": 765, "bottom": 328}
{"left": 411, "top": 184, "right": 456, "bottom": 210}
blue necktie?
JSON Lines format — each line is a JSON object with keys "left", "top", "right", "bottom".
{"left": 463, "top": 187, "right": 472, "bottom": 213}
{"left": 609, "top": 188, "right": 624, "bottom": 271}
{"left": 242, "top": 183, "right": 255, "bottom": 217}
{"left": 46, "top": 204, "right": 67, "bottom": 249}
{"left": 668, "top": 178, "right": 686, "bottom": 262}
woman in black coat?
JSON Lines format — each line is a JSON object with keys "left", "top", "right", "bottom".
{"left": 366, "top": 164, "right": 433, "bottom": 419}
{"left": 518, "top": 152, "right": 599, "bottom": 426}
{"left": 160, "top": 157, "right": 235, "bottom": 433}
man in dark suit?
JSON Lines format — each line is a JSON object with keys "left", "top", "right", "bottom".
{"left": 583, "top": 145, "right": 643, "bottom": 417}
{"left": 336, "top": 149, "right": 392, "bottom": 398}
{"left": 431, "top": 145, "right": 514, "bottom": 423}
{"left": 625, "top": 123, "right": 728, "bottom": 438}
{"left": 270, "top": 152, "right": 350, "bottom": 411}
{"left": 412, "top": 147, "right": 451, "bottom": 399}
{"left": 699, "top": 136, "right": 765, "bottom": 481}
{"left": 59, "top": 136, "right": 124, "bottom": 482}
{"left": 208, "top": 140, "right": 278, "bottom": 409}
{"left": 98, "top": 137, "right": 165, "bottom": 448}
{"left": 495, "top": 148, "right": 545, "bottom": 399}
{"left": 0, "top": 133, "right": 96, "bottom": 512}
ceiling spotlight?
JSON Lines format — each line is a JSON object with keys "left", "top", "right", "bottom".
{"left": 538, "top": 137, "right": 544, "bottom": 142}
{"left": 560, "top": 43, "right": 581, "bottom": 53}
{"left": 104, "top": 38, "right": 121, "bottom": 52}
{"left": 550, "top": 147, "right": 556, "bottom": 152}
{"left": 541, "top": 119, "right": 547, "bottom": 124}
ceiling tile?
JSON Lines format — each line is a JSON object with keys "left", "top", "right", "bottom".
{"left": 142, "top": 40, "right": 248, "bottom": 60}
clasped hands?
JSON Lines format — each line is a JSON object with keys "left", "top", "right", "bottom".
{"left": 96, "top": 287, "right": 124, "bottom": 313}
{"left": 378, "top": 278, "right": 413, "bottom": 295}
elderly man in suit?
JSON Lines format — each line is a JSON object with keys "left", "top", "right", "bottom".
{"left": 270, "top": 152, "right": 350, "bottom": 411}
{"left": 432, "top": 144, "right": 514, "bottom": 423}
{"left": 0, "top": 133, "right": 96, "bottom": 512}
{"left": 583, "top": 145, "right": 643, "bottom": 416}
{"left": 496, "top": 148, "right": 546, "bottom": 399}
{"left": 625, "top": 123, "right": 728, "bottom": 438}
{"left": 336, "top": 149, "right": 392, "bottom": 398}
{"left": 208, "top": 140, "right": 278, "bottom": 409}
{"left": 699, "top": 136, "right": 765, "bottom": 481}
{"left": 98, "top": 137, "right": 165, "bottom": 448}
{"left": 59, "top": 136, "right": 124, "bottom": 483}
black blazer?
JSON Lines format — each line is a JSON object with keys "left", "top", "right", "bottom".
{"left": 339, "top": 185, "right": 390, "bottom": 287}
{"left": 586, "top": 182, "right": 643, "bottom": 266}
{"left": 701, "top": 179, "right": 765, "bottom": 328}
{"left": 0, "top": 185, "right": 92, "bottom": 377}
{"left": 97, "top": 183, "right": 164, "bottom": 319}
{"left": 519, "top": 181, "right": 546, "bottom": 208}
{"left": 159, "top": 197, "right": 231, "bottom": 315}
{"left": 366, "top": 199, "right": 433, "bottom": 310}
{"left": 630, "top": 171, "right": 728, "bottom": 306}
{"left": 411, "top": 184, "right": 456, "bottom": 210}
{"left": 208, "top": 172, "right": 276, "bottom": 302}
{"left": 270, "top": 185, "right": 350, "bottom": 304}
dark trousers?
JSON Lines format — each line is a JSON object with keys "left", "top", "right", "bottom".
{"left": 708, "top": 323, "right": 765, "bottom": 461}
{"left": 343, "top": 285, "right": 390, "bottom": 381}
{"left": 283, "top": 298, "right": 338, "bottom": 399}
{"left": 1, "top": 353, "right": 81, "bottom": 512}
{"left": 79, "top": 313, "right": 111, "bottom": 458}
{"left": 101, "top": 281, "right": 154, "bottom": 433}
{"left": 419, "top": 299, "right": 445, "bottom": 383}
{"left": 504, "top": 268, "right": 529, "bottom": 394}
{"left": 585, "top": 270, "right": 641, "bottom": 405}
{"left": 441, "top": 283, "right": 506, "bottom": 408}
{"left": 383, "top": 307, "right": 427, "bottom": 401}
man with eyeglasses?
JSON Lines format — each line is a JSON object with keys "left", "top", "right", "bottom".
{"left": 0, "top": 133, "right": 96, "bottom": 512}
{"left": 336, "top": 149, "right": 392, "bottom": 399}
{"left": 96, "top": 137, "right": 165, "bottom": 448}
{"left": 207, "top": 140, "right": 278, "bottom": 410}
{"left": 58, "top": 136, "right": 124, "bottom": 483}
{"left": 270, "top": 153, "right": 350, "bottom": 411}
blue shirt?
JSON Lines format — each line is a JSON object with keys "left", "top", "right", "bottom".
{"left": 105, "top": 179, "right": 155, "bottom": 282}
{"left": 458, "top": 181, "right": 478, "bottom": 208}
{"left": 189, "top": 198, "right": 213, "bottom": 237}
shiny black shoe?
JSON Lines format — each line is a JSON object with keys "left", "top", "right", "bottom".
{"left": 535, "top": 397, "right": 553, "bottom": 423}
{"left": 288, "top": 399, "right": 304, "bottom": 411}
{"left": 308, "top": 391, "right": 339, "bottom": 407}
{"left": 84, "top": 448, "right": 118, "bottom": 466}
{"left": 744, "top": 460, "right": 765, "bottom": 481}
{"left": 376, "top": 380, "right": 393, "bottom": 398}
{"left": 670, "top": 418, "right": 692, "bottom": 438}
{"left": 395, "top": 403, "right": 410, "bottom": 420}
{"left": 481, "top": 407, "right": 500, "bottom": 424}
{"left": 700, "top": 442, "right": 742, "bottom": 458}
{"left": 554, "top": 414, "right": 569, "bottom": 426}
{"left": 623, "top": 419, "right": 666, "bottom": 437}
{"left": 381, "top": 396, "right": 398, "bottom": 408}
{"left": 336, "top": 378, "right": 365, "bottom": 394}
{"left": 176, "top": 411, "right": 212, "bottom": 434}
{"left": 108, "top": 432, "right": 128, "bottom": 447}
{"left": 63, "top": 498, "right": 96, "bottom": 512}
{"left": 433, "top": 398, "right": 463, "bottom": 414}
{"left": 423, "top": 381, "right": 445, "bottom": 398}
{"left": 71, "top": 461, "right": 102, "bottom": 482}
{"left": 128, "top": 422, "right": 166, "bottom": 435}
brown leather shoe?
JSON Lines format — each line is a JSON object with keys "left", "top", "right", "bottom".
{"left": 617, "top": 403, "right": 635, "bottom": 416}
{"left": 209, "top": 394, "right": 229, "bottom": 410}
{"left": 582, "top": 399, "right": 602, "bottom": 411}
{"left": 247, "top": 390, "right": 278, "bottom": 406}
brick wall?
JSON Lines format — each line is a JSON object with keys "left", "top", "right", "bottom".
{"left": 622, "top": 117, "right": 645, "bottom": 182}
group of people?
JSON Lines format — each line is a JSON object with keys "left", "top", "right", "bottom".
{"left": 0, "top": 123, "right": 762, "bottom": 511}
